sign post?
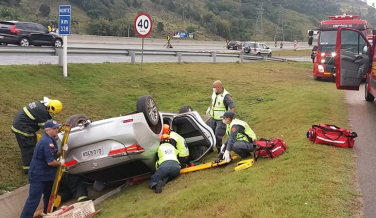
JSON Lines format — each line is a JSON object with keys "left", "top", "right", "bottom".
{"left": 134, "top": 13, "right": 153, "bottom": 70}
{"left": 59, "top": 5, "right": 71, "bottom": 77}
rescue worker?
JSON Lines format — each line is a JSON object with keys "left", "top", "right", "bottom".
{"left": 217, "top": 111, "right": 257, "bottom": 163}
{"left": 58, "top": 173, "right": 89, "bottom": 203}
{"left": 12, "top": 97, "right": 62, "bottom": 173}
{"left": 149, "top": 134, "right": 181, "bottom": 194}
{"left": 20, "top": 120, "right": 66, "bottom": 218}
{"left": 163, "top": 124, "right": 189, "bottom": 166}
{"left": 206, "top": 80, "right": 235, "bottom": 153}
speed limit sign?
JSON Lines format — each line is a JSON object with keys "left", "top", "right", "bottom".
{"left": 134, "top": 13, "right": 153, "bottom": 37}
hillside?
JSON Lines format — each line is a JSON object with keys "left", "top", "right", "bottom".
{"left": 0, "top": 0, "right": 374, "bottom": 41}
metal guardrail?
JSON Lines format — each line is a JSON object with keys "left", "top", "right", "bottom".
{"left": 0, "top": 46, "right": 294, "bottom": 64}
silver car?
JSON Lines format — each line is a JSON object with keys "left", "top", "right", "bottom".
{"left": 243, "top": 41, "right": 272, "bottom": 57}
{"left": 57, "top": 96, "right": 215, "bottom": 184}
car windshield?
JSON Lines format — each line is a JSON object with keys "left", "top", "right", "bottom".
{"left": 319, "top": 30, "right": 367, "bottom": 53}
{"left": 251, "top": 43, "right": 258, "bottom": 48}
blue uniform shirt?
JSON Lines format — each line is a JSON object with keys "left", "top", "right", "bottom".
{"left": 28, "top": 133, "right": 58, "bottom": 181}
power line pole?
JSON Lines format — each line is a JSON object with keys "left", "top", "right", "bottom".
{"left": 254, "top": 2, "right": 264, "bottom": 35}
{"left": 274, "top": 5, "right": 285, "bottom": 42}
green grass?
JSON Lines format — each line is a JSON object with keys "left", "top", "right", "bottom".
{"left": 273, "top": 49, "right": 312, "bottom": 57}
{"left": 0, "top": 62, "right": 361, "bottom": 217}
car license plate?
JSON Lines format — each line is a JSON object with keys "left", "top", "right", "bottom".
{"left": 82, "top": 148, "right": 104, "bottom": 159}
{"left": 0, "top": 36, "right": 4, "bottom": 39}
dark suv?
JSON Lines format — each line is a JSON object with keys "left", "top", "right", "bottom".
{"left": 0, "top": 21, "right": 62, "bottom": 47}
{"left": 227, "top": 41, "right": 242, "bottom": 50}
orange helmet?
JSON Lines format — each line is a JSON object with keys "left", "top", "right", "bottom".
{"left": 160, "top": 133, "right": 171, "bottom": 143}
{"left": 163, "top": 124, "right": 171, "bottom": 134}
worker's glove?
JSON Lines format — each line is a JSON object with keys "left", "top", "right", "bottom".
{"left": 59, "top": 158, "right": 65, "bottom": 166}
{"left": 223, "top": 150, "right": 231, "bottom": 163}
{"left": 62, "top": 144, "right": 68, "bottom": 151}
{"left": 84, "top": 120, "right": 91, "bottom": 127}
{"left": 220, "top": 144, "right": 226, "bottom": 153}
{"left": 206, "top": 107, "right": 211, "bottom": 116}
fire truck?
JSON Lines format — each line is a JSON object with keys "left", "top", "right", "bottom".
{"left": 309, "top": 15, "right": 369, "bottom": 81}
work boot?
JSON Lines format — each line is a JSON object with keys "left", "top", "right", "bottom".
{"left": 155, "top": 180, "right": 166, "bottom": 194}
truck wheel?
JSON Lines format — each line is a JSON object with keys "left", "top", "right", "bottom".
{"left": 365, "top": 80, "right": 375, "bottom": 102}
{"left": 137, "top": 95, "right": 159, "bottom": 126}
{"left": 313, "top": 76, "right": 321, "bottom": 81}
{"left": 66, "top": 114, "right": 89, "bottom": 127}
{"left": 179, "top": 105, "right": 193, "bottom": 114}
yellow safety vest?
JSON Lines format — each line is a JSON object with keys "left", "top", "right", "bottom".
{"left": 156, "top": 142, "right": 179, "bottom": 169}
{"left": 226, "top": 119, "right": 257, "bottom": 142}
{"left": 210, "top": 88, "right": 230, "bottom": 120}
{"left": 170, "top": 131, "right": 189, "bottom": 157}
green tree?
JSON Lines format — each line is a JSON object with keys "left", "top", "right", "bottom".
{"left": 186, "top": 25, "right": 195, "bottom": 32}
{"left": 39, "top": 4, "right": 50, "bottom": 17}
{"left": 157, "top": 22, "right": 164, "bottom": 32}
{"left": 87, "top": 18, "right": 112, "bottom": 36}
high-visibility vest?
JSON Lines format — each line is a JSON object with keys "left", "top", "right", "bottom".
{"left": 170, "top": 131, "right": 189, "bottom": 157}
{"left": 226, "top": 119, "right": 257, "bottom": 142}
{"left": 210, "top": 88, "right": 230, "bottom": 120}
{"left": 155, "top": 142, "right": 179, "bottom": 169}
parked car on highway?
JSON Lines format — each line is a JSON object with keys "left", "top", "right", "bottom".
{"left": 58, "top": 96, "right": 215, "bottom": 185}
{"left": 0, "top": 21, "right": 63, "bottom": 47}
{"left": 243, "top": 41, "right": 272, "bottom": 57}
{"left": 227, "top": 41, "right": 242, "bottom": 50}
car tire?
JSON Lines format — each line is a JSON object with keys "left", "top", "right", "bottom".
{"left": 54, "top": 39, "right": 62, "bottom": 48}
{"left": 256, "top": 52, "right": 261, "bottom": 56}
{"left": 268, "top": 53, "right": 272, "bottom": 57}
{"left": 136, "top": 95, "right": 159, "bottom": 126}
{"left": 19, "top": 37, "right": 30, "bottom": 46}
{"left": 365, "top": 79, "right": 375, "bottom": 102}
{"left": 179, "top": 105, "right": 193, "bottom": 114}
{"left": 66, "top": 114, "right": 89, "bottom": 127}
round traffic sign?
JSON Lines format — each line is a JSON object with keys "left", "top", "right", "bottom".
{"left": 134, "top": 13, "right": 153, "bottom": 37}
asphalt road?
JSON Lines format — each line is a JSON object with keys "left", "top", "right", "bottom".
{"left": 346, "top": 84, "right": 376, "bottom": 218}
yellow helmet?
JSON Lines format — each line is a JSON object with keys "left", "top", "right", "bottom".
{"left": 47, "top": 100, "right": 62, "bottom": 114}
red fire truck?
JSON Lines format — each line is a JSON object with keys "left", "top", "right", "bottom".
{"left": 310, "top": 15, "right": 369, "bottom": 81}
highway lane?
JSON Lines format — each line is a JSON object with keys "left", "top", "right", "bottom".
{"left": 346, "top": 84, "right": 376, "bottom": 218}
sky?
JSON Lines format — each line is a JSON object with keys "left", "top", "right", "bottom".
{"left": 368, "top": 0, "right": 376, "bottom": 6}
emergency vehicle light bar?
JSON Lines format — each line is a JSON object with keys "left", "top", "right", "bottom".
{"left": 328, "top": 15, "right": 359, "bottom": 20}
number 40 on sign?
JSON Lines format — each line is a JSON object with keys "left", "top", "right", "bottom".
{"left": 134, "top": 13, "right": 153, "bottom": 37}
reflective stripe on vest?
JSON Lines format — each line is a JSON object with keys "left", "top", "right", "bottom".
{"left": 226, "top": 119, "right": 257, "bottom": 142}
{"left": 156, "top": 143, "right": 179, "bottom": 169}
{"left": 210, "top": 89, "right": 230, "bottom": 120}
{"left": 11, "top": 125, "right": 35, "bottom": 137}
{"left": 170, "top": 132, "right": 189, "bottom": 157}
{"left": 38, "top": 122, "right": 45, "bottom": 127}
{"left": 22, "top": 166, "right": 30, "bottom": 170}
{"left": 23, "top": 107, "right": 36, "bottom": 120}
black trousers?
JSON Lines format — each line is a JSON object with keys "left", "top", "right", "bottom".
{"left": 209, "top": 118, "right": 226, "bottom": 152}
{"left": 14, "top": 132, "right": 37, "bottom": 169}
{"left": 58, "top": 173, "right": 88, "bottom": 202}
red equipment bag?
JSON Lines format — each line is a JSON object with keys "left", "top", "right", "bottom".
{"left": 307, "top": 124, "right": 358, "bottom": 148}
{"left": 254, "top": 138, "right": 287, "bottom": 161}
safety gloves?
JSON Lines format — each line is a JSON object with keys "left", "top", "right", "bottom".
{"left": 62, "top": 144, "right": 68, "bottom": 151}
{"left": 206, "top": 107, "right": 211, "bottom": 116}
{"left": 223, "top": 150, "right": 231, "bottom": 163}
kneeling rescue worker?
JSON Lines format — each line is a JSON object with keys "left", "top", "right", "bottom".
{"left": 149, "top": 134, "right": 181, "bottom": 194}
{"left": 12, "top": 97, "right": 62, "bottom": 173}
{"left": 163, "top": 124, "right": 190, "bottom": 166}
{"left": 217, "top": 111, "right": 257, "bottom": 163}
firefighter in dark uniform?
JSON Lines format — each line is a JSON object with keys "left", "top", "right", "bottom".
{"left": 162, "top": 124, "right": 190, "bottom": 166}
{"left": 217, "top": 111, "right": 257, "bottom": 163}
{"left": 11, "top": 97, "right": 62, "bottom": 173}
{"left": 206, "top": 80, "right": 235, "bottom": 153}
{"left": 149, "top": 134, "right": 181, "bottom": 194}
{"left": 20, "top": 120, "right": 66, "bottom": 218}
{"left": 58, "top": 172, "right": 89, "bottom": 203}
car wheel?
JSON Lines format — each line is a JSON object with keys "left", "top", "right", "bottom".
{"left": 179, "top": 105, "right": 193, "bottom": 114}
{"left": 268, "top": 52, "right": 272, "bottom": 57}
{"left": 54, "top": 39, "right": 62, "bottom": 48}
{"left": 256, "top": 52, "right": 261, "bottom": 56}
{"left": 137, "top": 95, "right": 159, "bottom": 126}
{"left": 66, "top": 114, "right": 89, "bottom": 127}
{"left": 313, "top": 76, "right": 321, "bottom": 81}
{"left": 365, "top": 79, "right": 375, "bottom": 102}
{"left": 19, "top": 37, "right": 30, "bottom": 46}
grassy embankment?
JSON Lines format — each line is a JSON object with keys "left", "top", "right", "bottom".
{"left": 274, "top": 49, "right": 312, "bottom": 57}
{"left": 0, "top": 62, "right": 361, "bottom": 217}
